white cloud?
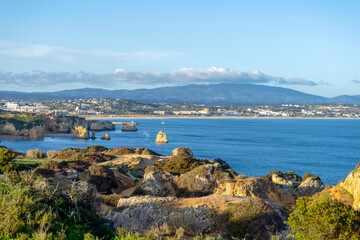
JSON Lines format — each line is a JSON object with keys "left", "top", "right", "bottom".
{"left": 0, "top": 41, "right": 184, "bottom": 63}
{"left": 0, "top": 67, "right": 319, "bottom": 87}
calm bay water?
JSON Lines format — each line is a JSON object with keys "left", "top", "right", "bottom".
{"left": 1, "top": 118, "right": 359, "bottom": 185}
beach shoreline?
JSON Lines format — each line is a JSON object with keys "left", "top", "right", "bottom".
{"left": 82, "top": 114, "right": 360, "bottom": 120}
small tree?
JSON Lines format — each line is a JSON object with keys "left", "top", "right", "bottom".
{"left": 0, "top": 148, "right": 17, "bottom": 173}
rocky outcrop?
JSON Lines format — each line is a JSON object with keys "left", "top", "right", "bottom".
{"left": 339, "top": 165, "right": 360, "bottom": 210}
{"left": 34, "top": 160, "right": 132, "bottom": 195}
{"left": 298, "top": 175, "right": 325, "bottom": 196}
{"left": 121, "top": 123, "right": 138, "bottom": 131}
{"left": 172, "top": 147, "right": 194, "bottom": 159}
{"left": 155, "top": 131, "right": 168, "bottom": 143}
{"left": 134, "top": 166, "right": 176, "bottom": 196}
{"left": 87, "top": 120, "right": 115, "bottom": 131}
{"left": 104, "top": 195, "right": 285, "bottom": 239}
{"left": 175, "top": 164, "right": 235, "bottom": 197}
{"left": 215, "top": 171, "right": 324, "bottom": 207}
{"left": 71, "top": 125, "right": 90, "bottom": 139}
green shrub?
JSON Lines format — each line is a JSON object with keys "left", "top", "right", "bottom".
{"left": 0, "top": 147, "right": 18, "bottom": 173}
{"left": 157, "top": 156, "right": 202, "bottom": 175}
{"left": 84, "top": 145, "right": 108, "bottom": 153}
{"left": 25, "top": 149, "right": 46, "bottom": 159}
{"left": 288, "top": 195, "right": 360, "bottom": 239}
{"left": 0, "top": 171, "right": 114, "bottom": 239}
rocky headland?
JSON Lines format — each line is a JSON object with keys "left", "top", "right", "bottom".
{"left": 0, "top": 111, "right": 115, "bottom": 140}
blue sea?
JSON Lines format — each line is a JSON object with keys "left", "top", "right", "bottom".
{"left": 1, "top": 118, "right": 359, "bottom": 185}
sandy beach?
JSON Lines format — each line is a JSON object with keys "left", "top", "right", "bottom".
{"left": 82, "top": 114, "right": 360, "bottom": 120}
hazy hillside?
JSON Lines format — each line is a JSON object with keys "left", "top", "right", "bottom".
{"left": 1, "top": 83, "right": 359, "bottom": 105}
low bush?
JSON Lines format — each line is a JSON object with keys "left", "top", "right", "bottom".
{"left": 157, "top": 156, "right": 202, "bottom": 175}
{"left": 84, "top": 145, "right": 108, "bottom": 153}
{"left": 288, "top": 195, "right": 360, "bottom": 239}
{"left": 25, "top": 149, "right": 46, "bottom": 159}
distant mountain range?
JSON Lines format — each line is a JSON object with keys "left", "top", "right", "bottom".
{"left": 1, "top": 83, "right": 360, "bottom": 105}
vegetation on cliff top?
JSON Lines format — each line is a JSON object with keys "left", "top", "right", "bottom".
{"left": 0, "top": 111, "right": 43, "bottom": 130}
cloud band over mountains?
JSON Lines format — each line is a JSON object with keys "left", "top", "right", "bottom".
{"left": 0, "top": 67, "right": 318, "bottom": 87}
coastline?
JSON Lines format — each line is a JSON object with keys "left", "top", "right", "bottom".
{"left": 82, "top": 114, "right": 360, "bottom": 120}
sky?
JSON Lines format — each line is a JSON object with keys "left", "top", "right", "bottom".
{"left": 0, "top": 0, "right": 359, "bottom": 97}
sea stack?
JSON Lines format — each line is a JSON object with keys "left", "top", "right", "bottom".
{"left": 101, "top": 133, "right": 111, "bottom": 140}
{"left": 155, "top": 131, "right": 168, "bottom": 143}
{"left": 91, "top": 131, "right": 96, "bottom": 139}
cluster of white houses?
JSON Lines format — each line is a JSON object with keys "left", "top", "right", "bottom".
{"left": 154, "top": 108, "right": 240, "bottom": 116}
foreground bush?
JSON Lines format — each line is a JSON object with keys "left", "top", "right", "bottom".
{"left": 0, "top": 147, "right": 17, "bottom": 173}
{"left": 25, "top": 149, "right": 45, "bottom": 159}
{"left": 0, "top": 171, "right": 114, "bottom": 239}
{"left": 288, "top": 195, "right": 360, "bottom": 239}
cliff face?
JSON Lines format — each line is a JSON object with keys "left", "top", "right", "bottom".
{"left": 71, "top": 126, "right": 90, "bottom": 139}
{"left": 87, "top": 120, "right": 115, "bottom": 131}
{"left": 0, "top": 113, "right": 115, "bottom": 139}
{"left": 43, "top": 115, "right": 115, "bottom": 133}
{"left": 339, "top": 165, "right": 360, "bottom": 210}
{"left": 0, "top": 122, "right": 45, "bottom": 139}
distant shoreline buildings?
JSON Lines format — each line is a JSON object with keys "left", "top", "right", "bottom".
{"left": 1, "top": 98, "right": 359, "bottom": 118}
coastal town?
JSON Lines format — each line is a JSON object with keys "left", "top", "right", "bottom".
{"left": 1, "top": 98, "right": 360, "bottom": 118}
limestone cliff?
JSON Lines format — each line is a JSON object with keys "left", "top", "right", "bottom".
{"left": 0, "top": 112, "right": 115, "bottom": 139}
{"left": 339, "top": 164, "right": 360, "bottom": 210}
{"left": 0, "top": 122, "right": 45, "bottom": 139}
{"left": 71, "top": 126, "right": 90, "bottom": 139}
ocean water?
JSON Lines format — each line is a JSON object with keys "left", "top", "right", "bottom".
{"left": 1, "top": 118, "right": 359, "bottom": 185}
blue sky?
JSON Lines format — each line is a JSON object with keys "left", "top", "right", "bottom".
{"left": 0, "top": 0, "right": 359, "bottom": 97}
